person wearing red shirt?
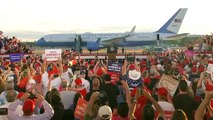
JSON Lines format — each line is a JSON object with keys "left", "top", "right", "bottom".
{"left": 74, "top": 78, "right": 87, "bottom": 98}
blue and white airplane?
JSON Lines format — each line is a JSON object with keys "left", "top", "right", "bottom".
{"left": 36, "top": 8, "right": 189, "bottom": 51}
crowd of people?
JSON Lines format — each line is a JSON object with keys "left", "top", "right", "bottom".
{"left": 0, "top": 36, "right": 33, "bottom": 54}
{"left": 190, "top": 34, "right": 213, "bottom": 52}
{"left": 1, "top": 35, "right": 213, "bottom": 120}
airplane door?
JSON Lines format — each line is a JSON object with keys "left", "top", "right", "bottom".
{"left": 157, "top": 34, "right": 160, "bottom": 40}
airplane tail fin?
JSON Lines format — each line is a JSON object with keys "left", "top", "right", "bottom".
{"left": 126, "top": 26, "right": 136, "bottom": 37}
{"left": 156, "top": 8, "right": 187, "bottom": 34}
{"left": 96, "top": 38, "right": 101, "bottom": 43}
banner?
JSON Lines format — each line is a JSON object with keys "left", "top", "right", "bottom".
{"left": 108, "top": 62, "right": 122, "bottom": 73}
{"left": 10, "top": 53, "right": 22, "bottom": 62}
{"left": 44, "top": 49, "right": 62, "bottom": 61}
{"left": 74, "top": 98, "right": 88, "bottom": 120}
{"left": 158, "top": 74, "right": 179, "bottom": 96}
{"left": 207, "top": 64, "right": 213, "bottom": 80}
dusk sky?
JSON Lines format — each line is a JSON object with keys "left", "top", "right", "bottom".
{"left": 0, "top": 0, "right": 212, "bottom": 41}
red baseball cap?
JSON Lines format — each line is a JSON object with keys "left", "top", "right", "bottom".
{"left": 158, "top": 87, "right": 168, "bottom": 96}
{"left": 22, "top": 99, "right": 35, "bottom": 114}
{"left": 143, "top": 77, "right": 151, "bottom": 85}
{"left": 17, "top": 92, "right": 25, "bottom": 99}
{"left": 129, "top": 64, "right": 135, "bottom": 70}
{"left": 75, "top": 78, "right": 82, "bottom": 86}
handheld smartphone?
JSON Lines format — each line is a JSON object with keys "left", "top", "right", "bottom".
{"left": 127, "top": 56, "right": 135, "bottom": 63}
{"left": 116, "top": 81, "right": 122, "bottom": 86}
{"left": 137, "top": 87, "right": 143, "bottom": 95}
{"left": 0, "top": 108, "right": 8, "bottom": 115}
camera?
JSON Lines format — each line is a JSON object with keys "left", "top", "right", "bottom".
{"left": 7, "top": 76, "right": 14, "bottom": 81}
{"left": 203, "top": 72, "right": 209, "bottom": 78}
{"left": 28, "top": 92, "right": 37, "bottom": 99}
{"left": 127, "top": 56, "right": 135, "bottom": 63}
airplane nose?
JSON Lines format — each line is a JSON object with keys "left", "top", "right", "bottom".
{"left": 36, "top": 38, "right": 46, "bottom": 46}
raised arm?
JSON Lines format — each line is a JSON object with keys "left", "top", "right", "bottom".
{"left": 143, "top": 89, "right": 164, "bottom": 117}
{"left": 93, "top": 60, "right": 100, "bottom": 75}
{"left": 100, "top": 60, "right": 107, "bottom": 71}
{"left": 195, "top": 91, "right": 213, "bottom": 120}
{"left": 58, "top": 58, "right": 63, "bottom": 76}
{"left": 35, "top": 93, "right": 54, "bottom": 119}
{"left": 197, "top": 72, "right": 204, "bottom": 88}
{"left": 121, "top": 80, "right": 131, "bottom": 109}
{"left": 8, "top": 93, "right": 30, "bottom": 120}
{"left": 85, "top": 92, "right": 99, "bottom": 117}
{"left": 122, "top": 60, "right": 128, "bottom": 76}
{"left": 42, "top": 58, "right": 47, "bottom": 74}
{"left": 134, "top": 59, "right": 140, "bottom": 73}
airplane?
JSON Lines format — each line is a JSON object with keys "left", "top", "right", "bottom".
{"left": 36, "top": 8, "right": 192, "bottom": 51}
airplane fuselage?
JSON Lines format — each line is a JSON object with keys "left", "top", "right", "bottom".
{"left": 36, "top": 32, "right": 175, "bottom": 47}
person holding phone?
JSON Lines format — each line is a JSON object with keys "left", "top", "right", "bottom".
{"left": 0, "top": 90, "right": 18, "bottom": 119}
{"left": 122, "top": 59, "right": 142, "bottom": 90}
{"left": 8, "top": 93, "right": 54, "bottom": 120}
{"left": 131, "top": 87, "right": 164, "bottom": 120}
{"left": 197, "top": 72, "right": 213, "bottom": 97}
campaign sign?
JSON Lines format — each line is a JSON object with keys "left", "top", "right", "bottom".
{"left": 74, "top": 98, "right": 88, "bottom": 120}
{"left": 207, "top": 64, "right": 213, "bottom": 80}
{"left": 44, "top": 49, "right": 62, "bottom": 61}
{"left": 108, "top": 62, "right": 122, "bottom": 73}
{"left": 158, "top": 74, "right": 179, "bottom": 97}
{"left": 10, "top": 53, "right": 22, "bottom": 62}
{"left": 185, "top": 50, "right": 194, "bottom": 58}
{"left": 108, "top": 72, "right": 120, "bottom": 84}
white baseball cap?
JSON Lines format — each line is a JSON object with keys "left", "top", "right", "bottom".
{"left": 98, "top": 105, "right": 112, "bottom": 120}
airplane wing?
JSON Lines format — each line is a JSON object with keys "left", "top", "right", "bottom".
{"left": 165, "top": 33, "right": 189, "bottom": 40}
{"left": 101, "top": 26, "right": 136, "bottom": 46}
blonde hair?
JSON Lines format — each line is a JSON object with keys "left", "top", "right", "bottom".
{"left": 171, "top": 109, "right": 188, "bottom": 120}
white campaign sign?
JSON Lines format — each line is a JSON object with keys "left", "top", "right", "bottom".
{"left": 158, "top": 74, "right": 179, "bottom": 97}
{"left": 44, "top": 49, "right": 62, "bottom": 61}
{"left": 207, "top": 64, "right": 213, "bottom": 80}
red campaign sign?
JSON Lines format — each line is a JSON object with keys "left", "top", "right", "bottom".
{"left": 108, "top": 72, "right": 120, "bottom": 84}
{"left": 155, "top": 111, "right": 173, "bottom": 120}
{"left": 210, "top": 99, "right": 213, "bottom": 111}
{"left": 74, "top": 98, "right": 88, "bottom": 120}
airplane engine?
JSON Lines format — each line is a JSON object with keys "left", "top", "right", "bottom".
{"left": 87, "top": 42, "right": 100, "bottom": 51}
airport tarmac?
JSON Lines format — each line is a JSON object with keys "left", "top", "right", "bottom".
{"left": 33, "top": 46, "right": 187, "bottom": 55}
{"left": 34, "top": 47, "right": 137, "bottom": 54}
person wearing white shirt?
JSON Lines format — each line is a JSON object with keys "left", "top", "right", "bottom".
{"left": 0, "top": 90, "right": 21, "bottom": 120}
{"left": 0, "top": 81, "right": 18, "bottom": 105}
{"left": 60, "top": 80, "right": 76, "bottom": 110}
{"left": 61, "top": 65, "right": 73, "bottom": 85}
{"left": 155, "top": 87, "right": 175, "bottom": 112}
{"left": 41, "top": 71, "right": 49, "bottom": 96}
{"left": 8, "top": 93, "right": 54, "bottom": 120}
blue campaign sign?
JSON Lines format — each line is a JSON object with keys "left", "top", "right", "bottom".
{"left": 108, "top": 62, "right": 122, "bottom": 73}
{"left": 10, "top": 53, "right": 22, "bottom": 62}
